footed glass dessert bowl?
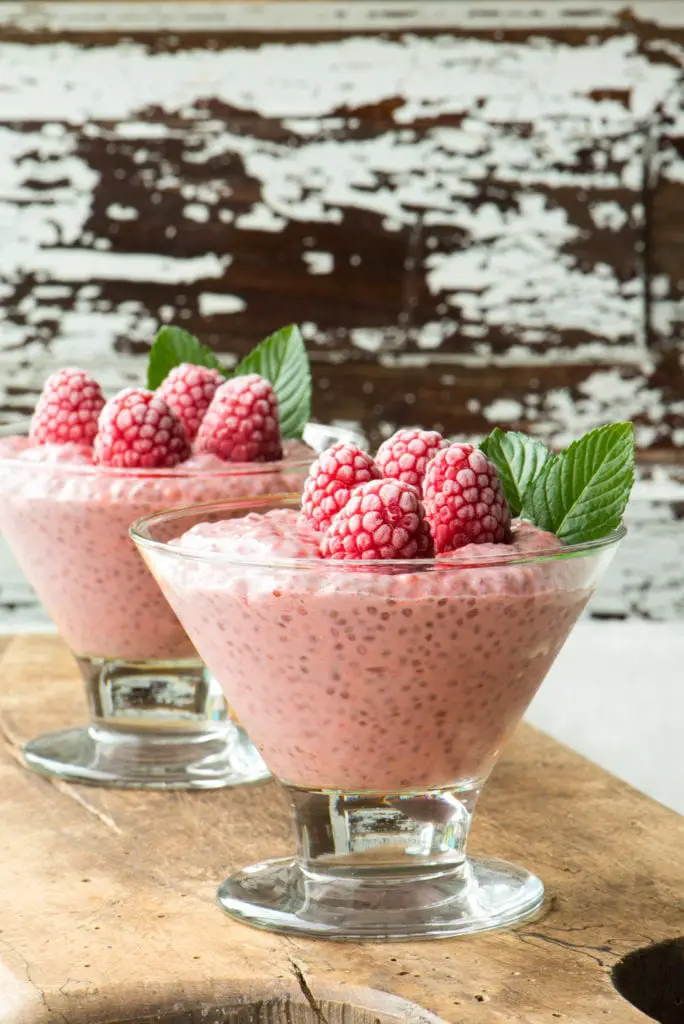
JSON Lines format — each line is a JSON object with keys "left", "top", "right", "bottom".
{"left": 0, "top": 437, "right": 314, "bottom": 789}
{"left": 0, "top": 317, "right": 362, "bottom": 790}
{"left": 133, "top": 494, "right": 624, "bottom": 939}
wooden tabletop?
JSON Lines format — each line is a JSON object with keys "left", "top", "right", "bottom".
{"left": 0, "top": 634, "right": 682, "bottom": 1023}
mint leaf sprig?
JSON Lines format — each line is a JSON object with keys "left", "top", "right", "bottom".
{"left": 481, "top": 423, "right": 635, "bottom": 544}
{"left": 146, "top": 323, "right": 311, "bottom": 440}
{"left": 521, "top": 422, "right": 635, "bottom": 544}
{"left": 146, "top": 326, "right": 224, "bottom": 388}
{"left": 480, "top": 428, "right": 553, "bottom": 517}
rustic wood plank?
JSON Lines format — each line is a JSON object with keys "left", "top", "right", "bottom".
{"left": 2, "top": 2, "right": 684, "bottom": 32}
{"left": 0, "top": 1, "right": 682, "bottom": 451}
{"left": 0, "top": 634, "right": 682, "bottom": 1023}
{"left": 649, "top": 21, "right": 684, "bottom": 441}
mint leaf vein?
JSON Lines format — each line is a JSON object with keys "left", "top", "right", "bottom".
{"left": 520, "top": 422, "right": 635, "bottom": 544}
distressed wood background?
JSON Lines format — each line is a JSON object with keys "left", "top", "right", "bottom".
{"left": 0, "top": 0, "right": 683, "bottom": 624}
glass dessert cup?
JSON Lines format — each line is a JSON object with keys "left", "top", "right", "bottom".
{"left": 0, "top": 435, "right": 326, "bottom": 789}
{"left": 132, "top": 495, "right": 624, "bottom": 940}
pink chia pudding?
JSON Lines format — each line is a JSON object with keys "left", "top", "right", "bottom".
{"left": 151, "top": 507, "right": 601, "bottom": 792}
{"left": 0, "top": 437, "right": 311, "bottom": 661}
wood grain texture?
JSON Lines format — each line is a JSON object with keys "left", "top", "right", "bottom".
{"left": 0, "top": 634, "right": 683, "bottom": 1024}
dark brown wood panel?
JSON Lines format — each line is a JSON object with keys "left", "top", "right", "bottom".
{"left": 649, "top": 18, "right": 684, "bottom": 416}
{"left": 310, "top": 358, "right": 669, "bottom": 449}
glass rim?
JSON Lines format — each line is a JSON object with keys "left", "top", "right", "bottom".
{"left": 131, "top": 493, "right": 628, "bottom": 571}
{"left": 0, "top": 431, "right": 313, "bottom": 478}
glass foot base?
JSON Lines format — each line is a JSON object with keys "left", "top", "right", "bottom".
{"left": 217, "top": 855, "right": 544, "bottom": 940}
{"left": 23, "top": 723, "right": 270, "bottom": 790}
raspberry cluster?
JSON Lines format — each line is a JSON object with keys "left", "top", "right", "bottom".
{"left": 29, "top": 364, "right": 283, "bottom": 469}
{"left": 301, "top": 429, "right": 512, "bottom": 561}
{"left": 29, "top": 364, "right": 513, "bottom": 558}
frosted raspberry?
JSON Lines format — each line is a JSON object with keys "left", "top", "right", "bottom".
{"left": 156, "top": 363, "right": 224, "bottom": 442}
{"left": 321, "top": 479, "right": 434, "bottom": 560}
{"left": 93, "top": 388, "right": 191, "bottom": 469}
{"left": 195, "top": 374, "right": 282, "bottom": 463}
{"left": 376, "top": 428, "right": 447, "bottom": 489}
{"left": 423, "top": 443, "right": 511, "bottom": 553}
{"left": 301, "top": 442, "right": 381, "bottom": 533}
{"left": 29, "top": 368, "right": 105, "bottom": 447}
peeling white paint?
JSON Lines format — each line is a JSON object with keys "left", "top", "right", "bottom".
{"left": 32, "top": 284, "right": 71, "bottom": 300}
{"left": 377, "top": 345, "right": 654, "bottom": 370}
{"left": 183, "top": 203, "right": 211, "bottom": 224}
{"left": 1, "top": 2, "right": 682, "bottom": 34}
{"left": 303, "top": 251, "right": 334, "bottom": 275}
{"left": 1, "top": 248, "right": 228, "bottom": 284}
{"left": 0, "top": 32, "right": 678, "bottom": 373}
{"left": 539, "top": 368, "right": 671, "bottom": 448}
{"left": 483, "top": 398, "right": 525, "bottom": 424}
{"left": 415, "top": 322, "right": 458, "bottom": 351}
{"left": 350, "top": 328, "right": 390, "bottom": 355}
{"left": 0, "top": 36, "right": 676, "bottom": 126}
{"left": 424, "top": 192, "right": 644, "bottom": 350}
{"left": 106, "top": 203, "right": 138, "bottom": 222}
{"left": 590, "top": 201, "right": 629, "bottom": 232}
{"left": 234, "top": 205, "right": 287, "bottom": 233}
{"left": 652, "top": 299, "right": 684, "bottom": 340}
{"left": 198, "top": 292, "right": 247, "bottom": 317}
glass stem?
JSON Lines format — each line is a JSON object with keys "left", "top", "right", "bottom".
{"left": 78, "top": 655, "right": 228, "bottom": 735}
{"left": 286, "top": 781, "right": 484, "bottom": 877}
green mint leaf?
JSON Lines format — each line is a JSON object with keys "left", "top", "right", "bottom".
{"left": 480, "top": 428, "right": 553, "bottom": 516}
{"left": 147, "top": 326, "right": 226, "bottom": 389}
{"left": 520, "top": 422, "right": 635, "bottom": 543}
{"left": 233, "top": 323, "right": 311, "bottom": 439}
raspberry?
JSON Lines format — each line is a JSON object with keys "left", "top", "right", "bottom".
{"left": 423, "top": 444, "right": 511, "bottom": 553}
{"left": 29, "top": 368, "right": 105, "bottom": 447}
{"left": 93, "top": 388, "right": 191, "bottom": 469}
{"left": 156, "top": 363, "right": 224, "bottom": 442}
{"left": 321, "top": 479, "right": 434, "bottom": 560}
{"left": 195, "top": 374, "right": 282, "bottom": 463}
{"left": 376, "top": 428, "right": 447, "bottom": 489}
{"left": 301, "top": 442, "right": 381, "bottom": 533}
